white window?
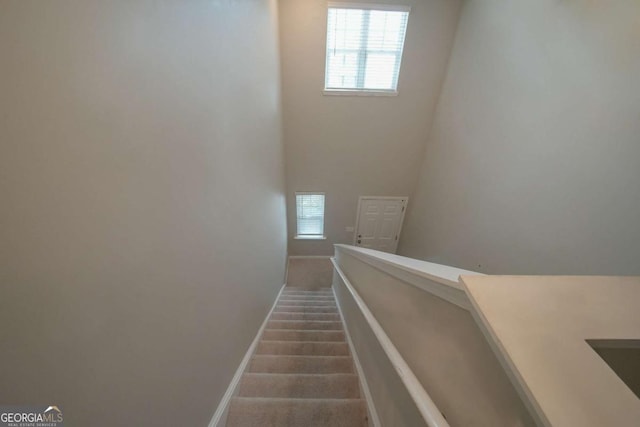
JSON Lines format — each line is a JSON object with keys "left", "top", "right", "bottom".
{"left": 295, "top": 193, "right": 326, "bottom": 239}
{"left": 324, "top": 4, "right": 410, "bottom": 94}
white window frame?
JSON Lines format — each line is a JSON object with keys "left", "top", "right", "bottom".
{"left": 294, "top": 192, "right": 327, "bottom": 240}
{"left": 323, "top": 2, "right": 411, "bottom": 97}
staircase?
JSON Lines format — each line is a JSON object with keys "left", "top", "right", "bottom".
{"left": 226, "top": 287, "right": 369, "bottom": 427}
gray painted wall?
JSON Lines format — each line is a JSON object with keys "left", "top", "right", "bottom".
{"left": 279, "top": 0, "right": 462, "bottom": 255}
{"left": 400, "top": 0, "right": 640, "bottom": 275}
{"left": 286, "top": 257, "right": 333, "bottom": 288}
{"left": 0, "top": 1, "right": 287, "bottom": 425}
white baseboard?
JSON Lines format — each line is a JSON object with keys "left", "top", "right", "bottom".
{"left": 207, "top": 283, "right": 286, "bottom": 427}
{"left": 331, "top": 286, "right": 381, "bottom": 427}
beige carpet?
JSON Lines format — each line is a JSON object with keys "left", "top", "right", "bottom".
{"left": 226, "top": 287, "right": 368, "bottom": 427}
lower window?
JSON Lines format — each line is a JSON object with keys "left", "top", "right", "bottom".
{"left": 295, "top": 193, "right": 326, "bottom": 239}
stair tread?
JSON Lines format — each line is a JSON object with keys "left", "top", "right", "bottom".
{"left": 238, "top": 373, "right": 360, "bottom": 398}
{"left": 276, "top": 307, "right": 337, "bottom": 309}
{"left": 270, "top": 312, "right": 340, "bottom": 321}
{"left": 269, "top": 320, "right": 341, "bottom": 323}
{"left": 258, "top": 340, "right": 350, "bottom": 344}
{"left": 279, "top": 296, "right": 334, "bottom": 298}
{"left": 262, "top": 330, "right": 345, "bottom": 344}
{"left": 254, "top": 354, "right": 351, "bottom": 360}
{"left": 242, "top": 372, "right": 357, "bottom": 378}
{"left": 257, "top": 341, "right": 350, "bottom": 356}
{"left": 250, "top": 355, "right": 353, "bottom": 374}
{"left": 274, "top": 307, "right": 338, "bottom": 313}
{"left": 281, "top": 293, "right": 333, "bottom": 296}
{"left": 267, "top": 320, "right": 343, "bottom": 331}
{"left": 277, "top": 303, "right": 337, "bottom": 307}
{"left": 263, "top": 329, "right": 345, "bottom": 334}
{"left": 227, "top": 397, "right": 368, "bottom": 427}
{"left": 271, "top": 311, "right": 339, "bottom": 315}
{"left": 278, "top": 300, "right": 335, "bottom": 304}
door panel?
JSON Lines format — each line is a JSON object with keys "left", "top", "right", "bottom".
{"left": 355, "top": 197, "right": 407, "bottom": 253}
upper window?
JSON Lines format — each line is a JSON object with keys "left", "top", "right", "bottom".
{"left": 295, "top": 193, "right": 325, "bottom": 239}
{"left": 324, "top": 4, "right": 410, "bottom": 94}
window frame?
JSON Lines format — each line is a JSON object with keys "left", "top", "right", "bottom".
{"left": 323, "top": 2, "right": 411, "bottom": 96}
{"left": 294, "top": 192, "right": 327, "bottom": 240}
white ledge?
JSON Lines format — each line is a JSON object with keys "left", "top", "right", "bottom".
{"left": 334, "top": 244, "right": 482, "bottom": 310}
{"left": 461, "top": 275, "right": 640, "bottom": 427}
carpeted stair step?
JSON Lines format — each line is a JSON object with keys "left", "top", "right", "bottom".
{"left": 282, "top": 292, "right": 333, "bottom": 298}
{"left": 256, "top": 340, "right": 350, "bottom": 356}
{"left": 262, "top": 329, "right": 345, "bottom": 342}
{"left": 223, "top": 287, "right": 369, "bottom": 427}
{"left": 270, "top": 312, "right": 340, "bottom": 321}
{"left": 276, "top": 300, "right": 337, "bottom": 307}
{"left": 280, "top": 292, "right": 334, "bottom": 297}
{"left": 267, "top": 320, "right": 343, "bottom": 330}
{"left": 279, "top": 295, "right": 335, "bottom": 301}
{"left": 276, "top": 303, "right": 337, "bottom": 309}
{"left": 273, "top": 306, "right": 338, "bottom": 314}
{"left": 238, "top": 373, "right": 360, "bottom": 399}
{"left": 278, "top": 298, "right": 336, "bottom": 305}
{"left": 282, "top": 288, "right": 332, "bottom": 292}
{"left": 226, "top": 397, "right": 368, "bottom": 427}
{"left": 281, "top": 292, "right": 334, "bottom": 296}
{"left": 280, "top": 295, "right": 333, "bottom": 299}
{"left": 249, "top": 355, "right": 353, "bottom": 374}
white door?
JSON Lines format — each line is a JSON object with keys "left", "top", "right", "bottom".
{"left": 354, "top": 197, "right": 407, "bottom": 253}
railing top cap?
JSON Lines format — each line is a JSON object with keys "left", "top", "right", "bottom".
{"left": 334, "top": 244, "right": 483, "bottom": 289}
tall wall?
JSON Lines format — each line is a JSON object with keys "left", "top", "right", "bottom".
{"left": 400, "top": 0, "right": 640, "bottom": 275}
{"left": 279, "top": 0, "right": 462, "bottom": 255}
{"left": 0, "top": 1, "right": 287, "bottom": 426}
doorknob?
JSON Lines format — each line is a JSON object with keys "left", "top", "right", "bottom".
{"left": 357, "top": 240, "right": 361, "bottom": 244}
{"left": 358, "top": 234, "right": 361, "bottom": 238}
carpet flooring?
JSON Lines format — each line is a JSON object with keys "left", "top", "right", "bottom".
{"left": 226, "top": 287, "right": 368, "bottom": 427}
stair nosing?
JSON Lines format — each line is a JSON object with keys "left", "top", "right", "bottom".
{"left": 231, "top": 396, "right": 365, "bottom": 403}
{"left": 268, "top": 320, "right": 342, "bottom": 324}
{"left": 270, "top": 312, "right": 339, "bottom": 315}
{"left": 276, "top": 305, "right": 337, "bottom": 307}
{"left": 277, "top": 301, "right": 336, "bottom": 304}
{"left": 279, "top": 296, "right": 335, "bottom": 299}
{"left": 253, "top": 354, "right": 351, "bottom": 360}
{"left": 258, "top": 340, "right": 348, "bottom": 344}
{"left": 242, "top": 372, "right": 358, "bottom": 378}
{"left": 263, "top": 329, "right": 344, "bottom": 333}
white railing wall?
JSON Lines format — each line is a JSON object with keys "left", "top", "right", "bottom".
{"left": 332, "top": 244, "right": 536, "bottom": 427}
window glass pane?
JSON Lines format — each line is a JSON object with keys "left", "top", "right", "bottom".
{"left": 364, "top": 53, "right": 396, "bottom": 89}
{"left": 327, "top": 9, "right": 363, "bottom": 50}
{"left": 326, "top": 52, "right": 359, "bottom": 88}
{"left": 325, "top": 7, "right": 408, "bottom": 91}
{"left": 368, "top": 11, "right": 404, "bottom": 51}
{"left": 296, "top": 194, "right": 325, "bottom": 236}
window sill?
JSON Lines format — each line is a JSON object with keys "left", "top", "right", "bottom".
{"left": 294, "top": 235, "right": 327, "bottom": 240}
{"left": 323, "top": 89, "right": 398, "bottom": 97}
